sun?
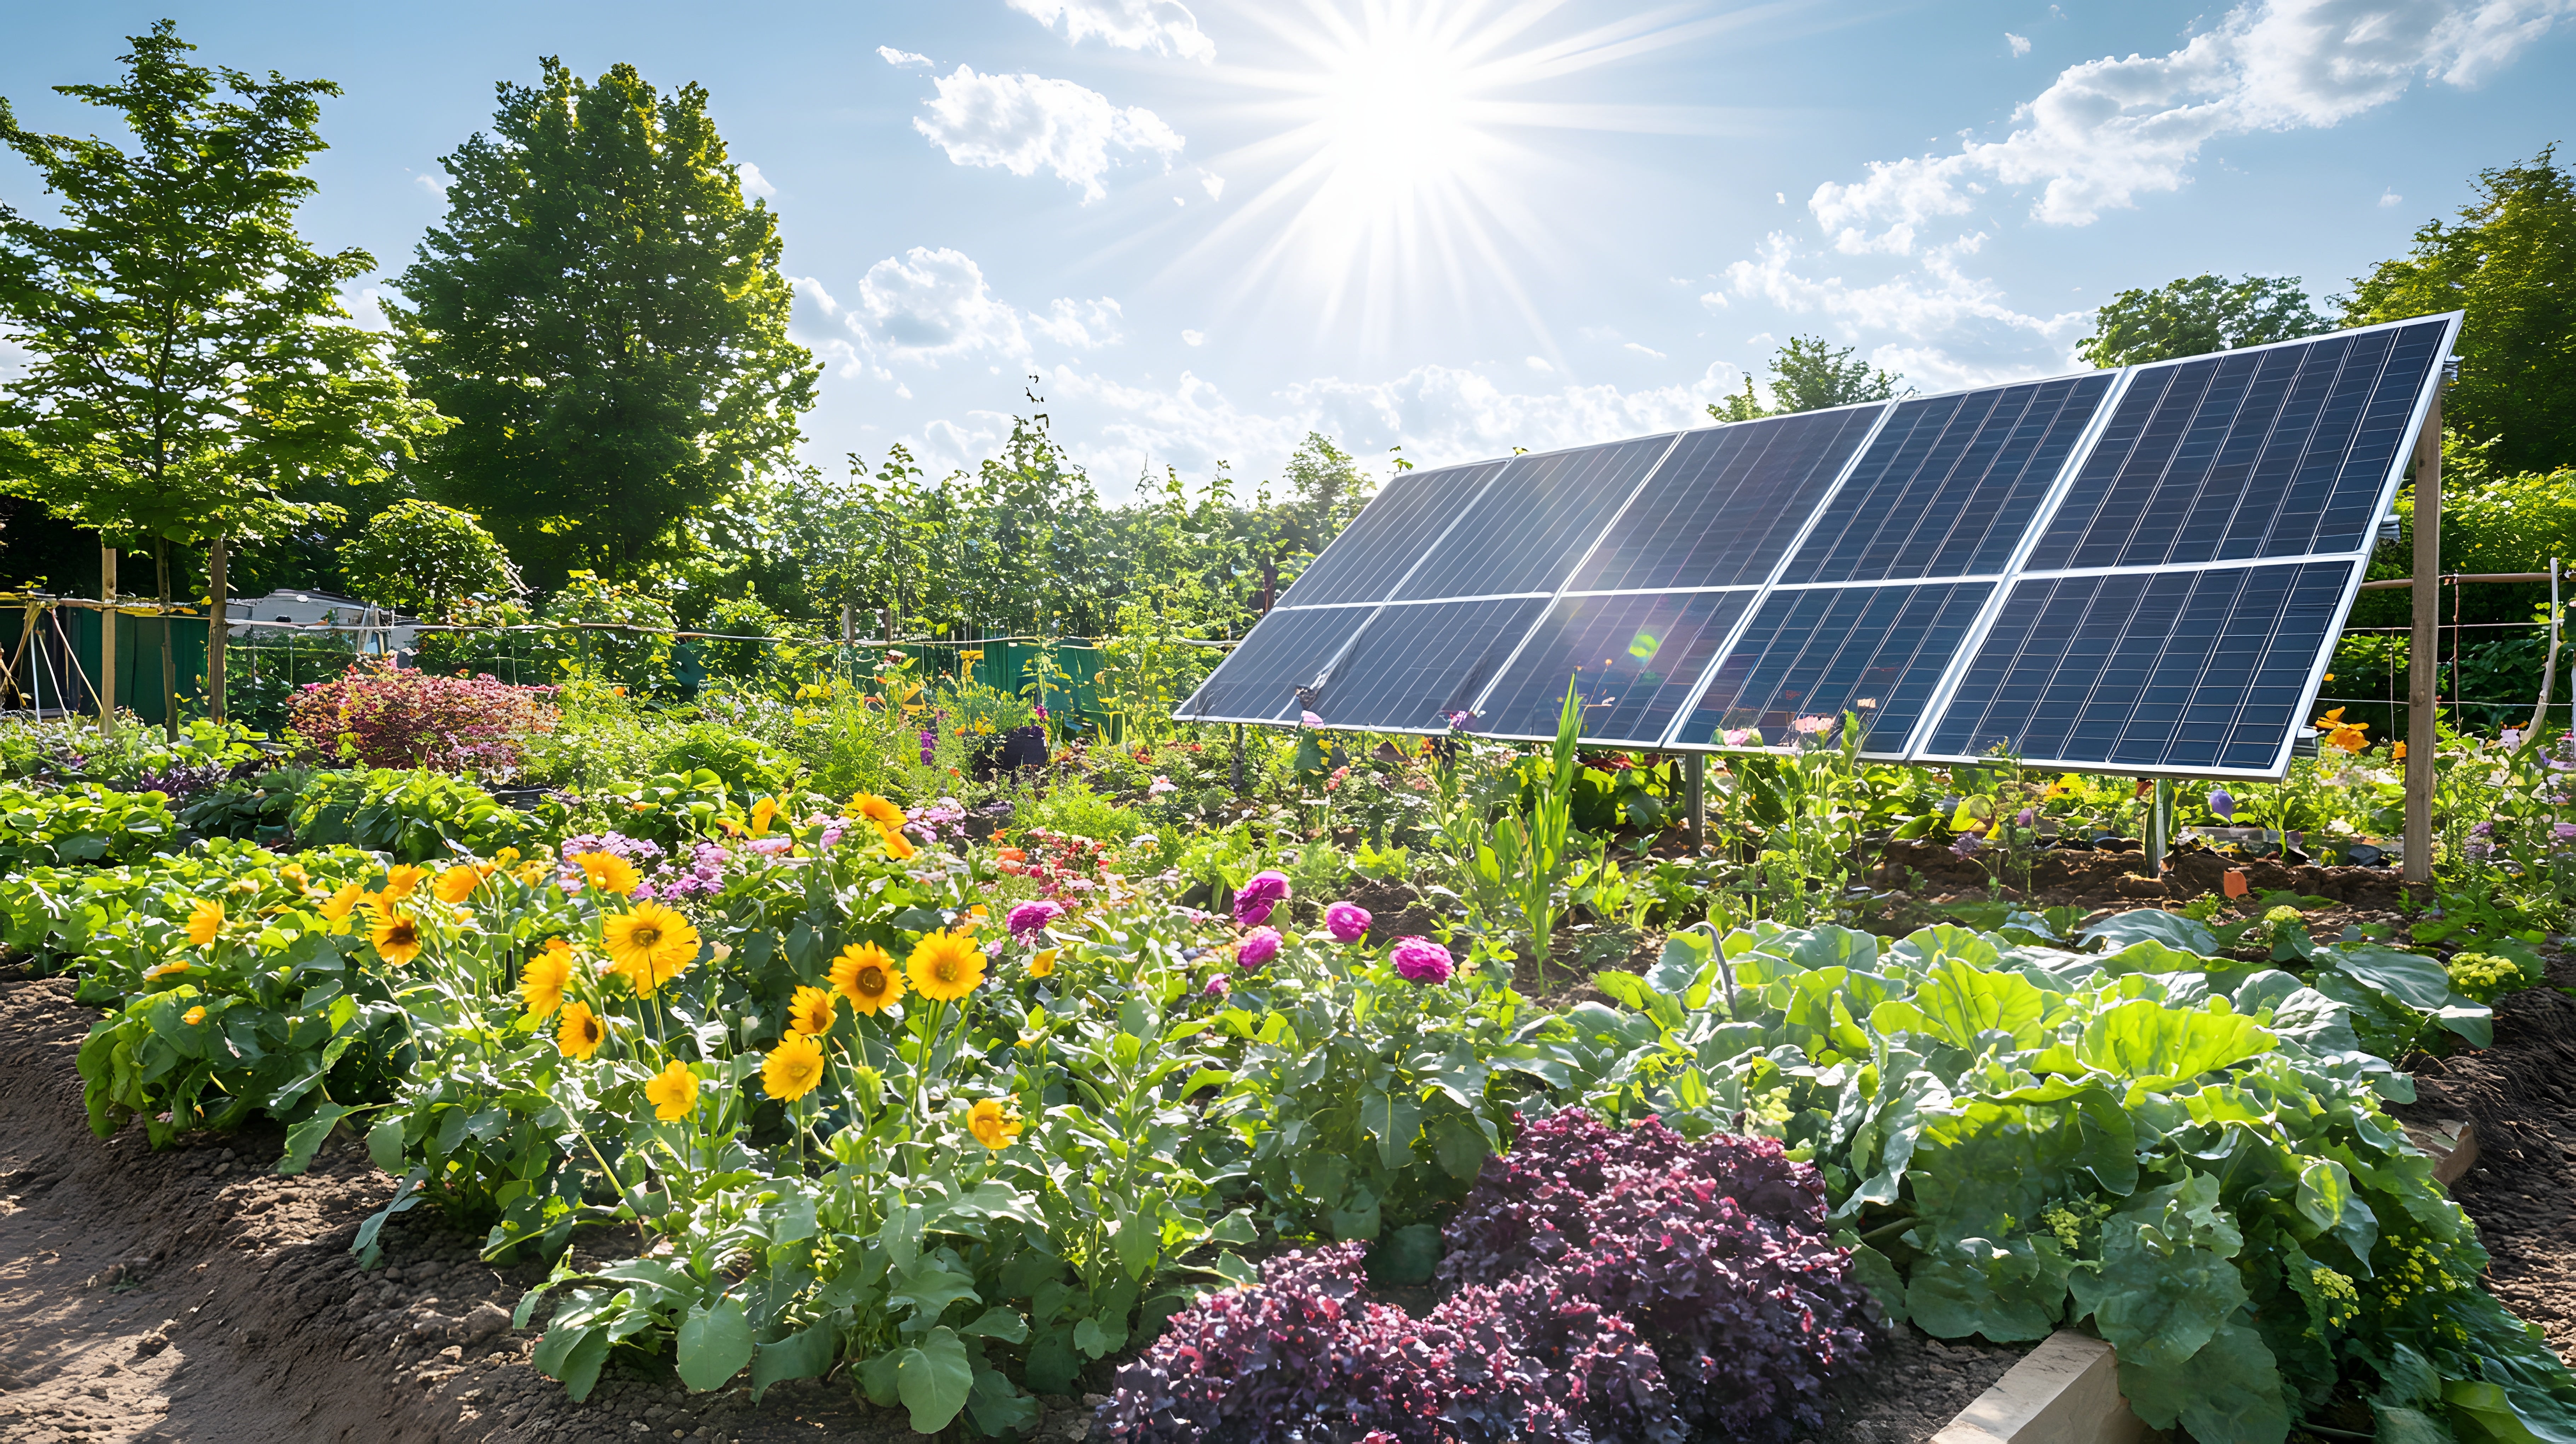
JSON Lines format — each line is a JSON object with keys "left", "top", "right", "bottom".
{"left": 1312, "top": 18, "right": 1479, "bottom": 215}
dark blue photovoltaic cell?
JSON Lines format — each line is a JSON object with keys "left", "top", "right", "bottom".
{"left": 1309, "top": 598, "right": 1550, "bottom": 731}
{"left": 1272, "top": 461, "right": 1508, "bottom": 607}
{"left": 1782, "top": 374, "right": 2111, "bottom": 584}
{"left": 1396, "top": 437, "right": 1675, "bottom": 600}
{"left": 2026, "top": 321, "right": 2445, "bottom": 570}
{"left": 1174, "top": 606, "right": 1372, "bottom": 722}
{"left": 1925, "top": 561, "right": 2356, "bottom": 770}
{"left": 1468, "top": 590, "right": 1757, "bottom": 742}
{"left": 1569, "top": 406, "right": 1884, "bottom": 591}
{"left": 1675, "top": 583, "right": 1991, "bottom": 754}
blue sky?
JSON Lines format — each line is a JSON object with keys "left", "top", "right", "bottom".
{"left": 3, "top": 1, "right": 2570, "bottom": 501}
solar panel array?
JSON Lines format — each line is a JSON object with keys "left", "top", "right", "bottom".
{"left": 1175, "top": 313, "right": 2458, "bottom": 779}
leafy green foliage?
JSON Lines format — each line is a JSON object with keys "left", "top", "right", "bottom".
{"left": 1708, "top": 334, "right": 1902, "bottom": 422}
{"left": 337, "top": 499, "right": 523, "bottom": 620}
{"left": 0, "top": 781, "right": 177, "bottom": 868}
{"left": 2075, "top": 274, "right": 2328, "bottom": 368}
{"left": 288, "top": 768, "right": 559, "bottom": 862}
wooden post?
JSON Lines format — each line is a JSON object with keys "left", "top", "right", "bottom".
{"left": 2404, "top": 394, "right": 2442, "bottom": 884}
{"left": 206, "top": 535, "right": 230, "bottom": 726}
{"left": 1683, "top": 753, "right": 1706, "bottom": 850}
{"left": 97, "top": 545, "right": 118, "bottom": 734}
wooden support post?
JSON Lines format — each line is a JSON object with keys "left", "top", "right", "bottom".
{"left": 1683, "top": 753, "right": 1707, "bottom": 850}
{"left": 2405, "top": 395, "right": 2442, "bottom": 884}
{"left": 2144, "top": 779, "right": 2172, "bottom": 877}
{"left": 97, "top": 545, "right": 118, "bottom": 734}
{"left": 206, "top": 535, "right": 230, "bottom": 725}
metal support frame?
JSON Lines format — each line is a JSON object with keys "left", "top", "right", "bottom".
{"left": 2142, "top": 779, "right": 2174, "bottom": 878}
{"left": 1683, "top": 753, "right": 1706, "bottom": 850}
{"left": 97, "top": 546, "right": 117, "bottom": 734}
{"left": 2404, "top": 393, "right": 2442, "bottom": 884}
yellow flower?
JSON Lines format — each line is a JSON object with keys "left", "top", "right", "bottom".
{"left": 320, "top": 883, "right": 374, "bottom": 923}
{"left": 144, "top": 961, "right": 191, "bottom": 981}
{"left": 569, "top": 851, "right": 640, "bottom": 897}
{"left": 1029, "top": 947, "right": 1058, "bottom": 979}
{"left": 875, "top": 822, "right": 917, "bottom": 861}
{"left": 182, "top": 1005, "right": 208, "bottom": 1025}
{"left": 433, "top": 864, "right": 483, "bottom": 904}
{"left": 788, "top": 984, "right": 838, "bottom": 1036}
{"left": 521, "top": 939, "right": 574, "bottom": 1018}
{"left": 494, "top": 847, "right": 521, "bottom": 866}
{"left": 831, "top": 942, "right": 905, "bottom": 1014}
{"left": 382, "top": 864, "right": 429, "bottom": 901}
{"left": 372, "top": 910, "right": 425, "bottom": 967}
{"left": 644, "top": 1059, "right": 701, "bottom": 1121}
{"left": 850, "top": 793, "right": 907, "bottom": 831}
{"left": 908, "top": 929, "right": 987, "bottom": 1002}
{"left": 603, "top": 902, "right": 700, "bottom": 996}
{"left": 280, "top": 864, "right": 311, "bottom": 893}
{"left": 762, "top": 1031, "right": 827, "bottom": 1101}
{"left": 2393, "top": 741, "right": 2408, "bottom": 761}
{"left": 749, "top": 796, "right": 780, "bottom": 837}
{"left": 966, "top": 1097, "right": 1023, "bottom": 1151}
{"left": 186, "top": 899, "right": 225, "bottom": 947}
{"left": 557, "top": 1000, "right": 606, "bottom": 1060}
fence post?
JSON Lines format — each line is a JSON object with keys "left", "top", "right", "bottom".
{"left": 98, "top": 546, "right": 119, "bottom": 735}
{"left": 2404, "top": 394, "right": 2442, "bottom": 884}
{"left": 1683, "top": 753, "right": 1706, "bottom": 850}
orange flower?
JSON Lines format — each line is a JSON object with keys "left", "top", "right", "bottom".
{"left": 850, "top": 793, "right": 907, "bottom": 831}
{"left": 144, "top": 961, "right": 191, "bottom": 981}
{"left": 966, "top": 1097, "right": 1024, "bottom": 1151}
{"left": 372, "top": 910, "right": 425, "bottom": 967}
{"left": 788, "top": 984, "right": 837, "bottom": 1036}
{"left": 433, "top": 864, "right": 483, "bottom": 904}
{"left": 185, "top": 899, "right": 226, "bottom": 947}
{"left": 996, "top": 847, "right": 1027, "bottom": 864}
{"left": 875, "top": 823, "right": 916, "bottom": 861}
{"left": 2393, "top": 741, "right": 2408, "bottom": 761}
{"left": 1028, "top": 947, "right": 1058, "bottom": 979}
{"left": 521, "top": 939, "right": 574, "bottom": 1018}
{"left": 569, "top": 851, "right": 640, "bottom": 896}
{"left": 382, "top": 864, "right": 428, "bottom": 901}
{"left": 557, "top": 1000, "right": 606, "bottom": 1060}
{"left": 830, "top": 942, "right": 904, "bottom": 1015}
{"left": 321, "top": 883, "right": 374, "bottom": 922}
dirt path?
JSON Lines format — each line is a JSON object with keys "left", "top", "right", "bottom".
{"left": 0, "top": 970, "right": 1100, "bottom": 1444}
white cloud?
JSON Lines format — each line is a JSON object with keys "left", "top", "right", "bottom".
{"left": 1525, "top": 356, "right": 1554, "bottom": 373}
{"left": 1717, "top": 232, "right": 2097, "bottom": 388}
{"left": 1031, "top": 296, "right": 1126, "bottom": 349}
{"left": 801, "top": 251, "right": 1028, "bottom": 369}
{"left": 2006, "top": 31, "right": 2033, "bottom": 55}
{"left": 1181, "top": 329, "right": 1207, "bottom": 346}
{"left": 413, "top": 171, "right": 447, "bottom": 199}
{"left": 1006, "top": 0, "right": 1215, "bottom": 62}
{"left": 2379, "top": 188, "right": 2404, "bottom": 206}
{"left": 878, "top": 46, "right": 934, "bottom": 68}
{"left": 1812, "top": 0, "right": 2574, "bottom": 249}
{"left": 1698, "top": 291, "right": 1729, "bottom": 311}
{"left": 911, "top": 65, "right": 1185, "bottom": 204}
{"left": 1623, "top": 342, "right": 1669, "bottom": 360}
{"left": 1201, "top": 174, "right": 1225, "bottom": 201}
{"left": 736, "top": 161, "right": 776, "bottom": 199}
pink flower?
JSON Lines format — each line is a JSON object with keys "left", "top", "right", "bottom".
{"left": 1326, "top": 901, "right": 1372, "bottom": 943}
{"left": 1204, "top": 974, "right": 1230, "bottom": 997}
{"left": 1390, "top": 936, "right": 1453, "bottom": 985}
{"left": 1006, "top": 900, "right": 1064, "bottom": 939}
{"left": 1233, "top": 870, "right": 1289, "bottom": 926}
{"left": 1722, "top": 727, "right": 1759, "bottom": 747}
{"left": 1236, "top": 927, "right": 1281, "bottom": 969}
{"left": 1300, "top": 710, "right": 1325, "bottom": 726}
{"left": 1148, "top": 776, "right": 1178, "bottom": 796}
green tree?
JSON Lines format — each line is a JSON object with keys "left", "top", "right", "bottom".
{"left": 2076, "top": 274, "right": 2327, "bottom": 368}
{"left": 337, "top": 499, "right": 522, "bottom": 620}
{"left": 0, "top": 21, "right": 442, "bottom": 727}
{"left": 387, "top": 58, "right": 818, "bottom": 588}
{"left": 2345, "top": 147, "right": 2576, "bottom": 476}
{"left": 1706, "top": 335, "right": 1902, "bottom": 422}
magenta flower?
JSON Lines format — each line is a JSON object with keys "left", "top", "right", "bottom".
{"left": 1006, "top": 900, "right": 1065, "bottom": 939}
{"left": 1233, "top": 870, "right": 1289, "bottom": 926}
{"left": 1204, "top": 973, "right": 1230, "bottom": 997}
{"left": 1236, "top": 927, "right": 1281, "bottom": 970}
{"left": 1326, "top": 901, "right": 1373, "bottom": 943}
{"left": 1390, "top": 936, "right": 1453, "bottom": 985}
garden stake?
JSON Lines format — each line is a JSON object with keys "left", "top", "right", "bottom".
{"left": 2405, "top": 389, "right": 2442, "bottom": 883}
{"left": 97, "top": 545, "right": 117, "bottom": 735}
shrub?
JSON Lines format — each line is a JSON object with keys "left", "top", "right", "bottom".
{"left": 1099, "top": 1111, "right": 1873, "bottom": 1444}
{"left": 337, "top": 498, "right": 523, "bottom": 620}
{"left": 289, "top": 768, "right": 559, "bottom": 863}
{"left": 285, "top": 658, "right": 558, "bottom": 774}
{"left": 651, "top": 720, "right": 798, "bottom": 796}
{"left": 0, "top": 780, "right": 178, "bottom": 868}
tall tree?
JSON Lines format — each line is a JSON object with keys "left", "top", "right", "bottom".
{"left": 387, "top": 58, "right": 818, "bottom": 588}
{"left": 2077, "top": 273, "right": 2326, "bottom": 368}
{"left": 0, "top": 21, "right": 442, "bottom": 728}
{"left": 2345, "top": 147, "right": 2576, "bottom": 476}
{"left": 1707, "top": 335, "right": 1902, "bottom": 422}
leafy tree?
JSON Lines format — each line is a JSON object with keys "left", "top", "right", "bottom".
{"left": 2076, "top": 274, "right": 2327, "bottom": 368}
{"left": 387, "top": 58, "right": 818, "bottom": 588}
{"left": 1706, "top": 336, "right": 1902, "bottom": 422}
{"left": 337, "top": 499, "right": 522, "bottom": 620}
{"left": 0, "top": 21, "right": 442, "bottom": 726}
{"left": 2345, "top": 147, "right": 2576, "bottom": 475}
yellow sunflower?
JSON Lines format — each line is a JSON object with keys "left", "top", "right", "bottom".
{"left": 521, "top": 939, "right": 574, "bottom": 1018}
{"left": 557, "top": 1000, "right": 606, "bottom": 1060}
{"left": 569, "top": 851, "right": 640, "bottom": 897}
{"left": 603, "top": 902, "right": 700, "bottom": 996}
{"left": 182, "top": 1005, "right": 208, "bottom": 1025}
{"left": 371, "top": 910, "right": 425, "bottom": 967}
{"left": 966, "top": 1097, "right": 1024, "bottom": 1151}
{"left": 907, "top": 929, "right": 986, "bottom": 1002}
{"left": 761, "top": 1031, "right": 827, "bottom": 1101}
{"left": 185, "top": 899, "right": 226, "bottom": 947}
{"left": 433, "top": 864, "right": 483, "bottom": 904}
{"left": 644, "top": 1059, "right": 700, "bottom": 1121}
{"left": 849, "top": 793, "right": 907, "bottom": 831}
{"left": 382, "top": 864, "right": 429, "bottom": 901}
{"left": 1029, "top": 947, "right": 1058, "bottom": 979}
{"left": 830, "top": 942, "right": 905, "bottom": 1015}
{"left": 788, "top": 984, "right": 838, "bottom": 1036}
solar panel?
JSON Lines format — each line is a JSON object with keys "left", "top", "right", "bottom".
{"left": 1467, "top": 590, "right": 1758, "bottom": 744}
{"left": 1920, "top": 561, "right": 2356, "bottom": 775}
{"left": 1670, "top": 583, "right": 1994, "bottom": 755}
{"left": 1396, "top": 437, "right": 1675, "bottom": 600}
{"left": 1271, "top": 460, "right": 1509, "bottom": 608}
{"left": 1179, "top": 311, "right": 2459, "bottom": 781}
{"left": 1782, "top": 374, "right": 2112, "bottom": 584}
{"left": 1305, "top": 597, "right": 1552, "bottom": 732}
{"left": 1569, "top": 406, "right": 1884, "bottom": 592}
